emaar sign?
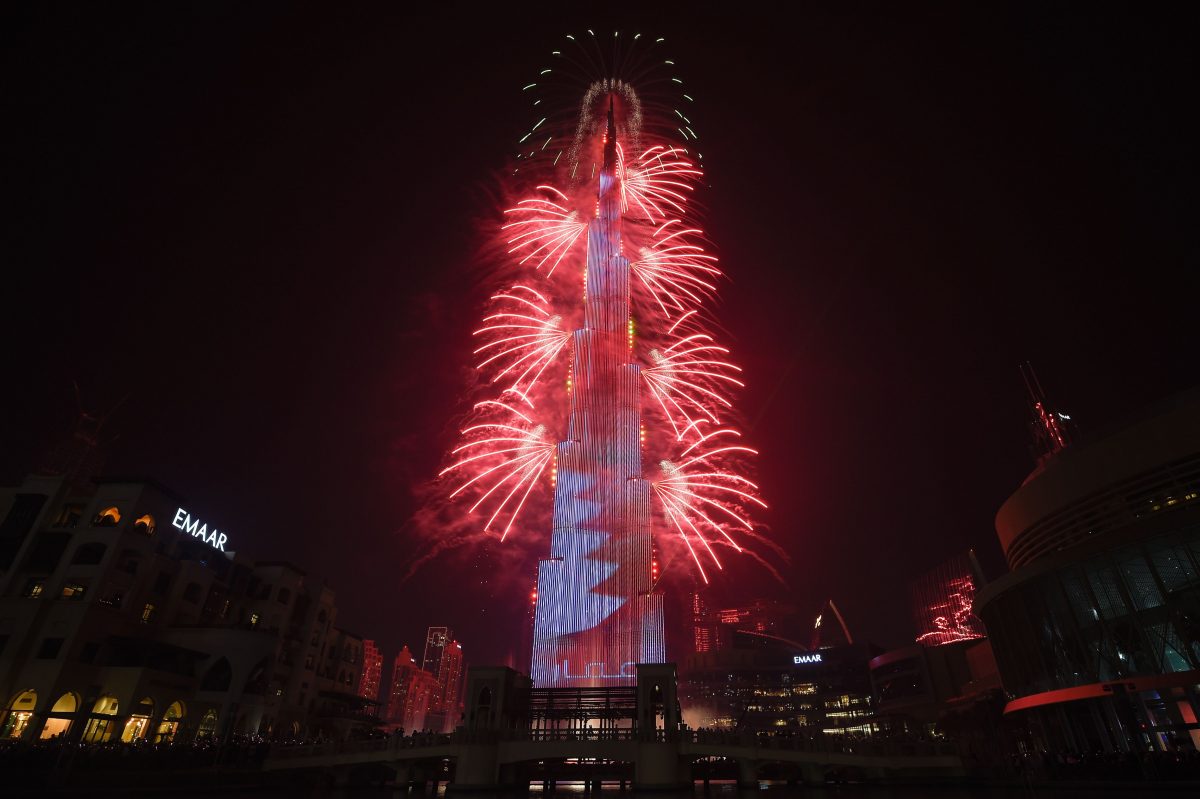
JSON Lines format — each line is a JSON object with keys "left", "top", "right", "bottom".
{"left": 171, "top": 508, "right": 229, "bottom": 552}
{"left": 793, "top": 653, "right": 823, "bottom": 664}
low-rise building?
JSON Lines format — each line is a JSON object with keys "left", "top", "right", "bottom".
{"left": 0, "top": 474, "right": 371, "bottom": 743}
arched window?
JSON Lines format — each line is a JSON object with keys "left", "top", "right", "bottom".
{"left": 82, "top": 695, "right": 119, "bottom": 743}
{"left": 155, "top": 701, "right": 185, "bottom": 743}
{"left": 121, "top": 697, "right": 154, "bottom": 742}
{"left": 2, "top": 689, "right": 37, "bottom": 739}
{"left": 93, "top": 507, "right": 121, "bottom": 527}
{"left": 50, "top": 693, "right": 77, "bottom": 712}
{"left": 133, "top": 514, "right": 156, "bottom": 535}
{"left": 40, "top": 693, "right": 78, "bottom": 739}
{"left": 70, "top": 542, "right": 107, "bottom": 566}
{"left": 201, "top": 658, "right": 233, "bottom": 692}
{"left": 198, "top": 709, "right": 219, "bottom": 739}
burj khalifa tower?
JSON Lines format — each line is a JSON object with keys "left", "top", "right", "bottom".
{"left": 530, "top": 101, "right": 666, "bottom": 687}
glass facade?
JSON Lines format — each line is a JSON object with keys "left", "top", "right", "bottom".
{"left": 981, "top": 523, "right": 1200, "bottom": 701}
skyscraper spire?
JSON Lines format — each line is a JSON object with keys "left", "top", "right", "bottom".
{"left": 602, "top": 96, "right": 617, "bottom": 173}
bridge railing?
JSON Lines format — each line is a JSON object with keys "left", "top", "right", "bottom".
{"left": 686, "top": 730, "right": 958, "bottom": 758}
{"left": 525, "top": 728, "right": 637, "bottom": 742}
{"left": 267, "top": 728, "right": 959, "bottom": 762}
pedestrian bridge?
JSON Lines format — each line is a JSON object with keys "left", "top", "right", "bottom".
{"left": 264, "top": 664, "right": 965, "bottom": 789}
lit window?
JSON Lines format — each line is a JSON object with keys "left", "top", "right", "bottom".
{"left": 93, "top": 506, "right": 122, "bottom": 527}
{"left": 133, "top": 514, "right": 156, "bottom": 535}
{"left": 61, "top": 583, "right": 87, "bottom": 600}
{"left": 24, "top": 581, "right": 44, "bottom": 599}
{"left": 141, "top": 603, "right": 156, "bottom": 623}
{"left": 249, "top": 613, "right": 260, "bottom": 628}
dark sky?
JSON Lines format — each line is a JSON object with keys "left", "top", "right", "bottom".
{"left": 4, "top": 5, "right": 1197, "bottom": 667}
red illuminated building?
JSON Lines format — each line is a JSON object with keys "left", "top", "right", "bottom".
{"left": 426, "top": 637, "right": 465, "bottom": 733}
{"left": 358, "top": 639, "right": 383, "bottom": 710}
{"left": 384, "top": 646, "right": 437, "bottom": 732}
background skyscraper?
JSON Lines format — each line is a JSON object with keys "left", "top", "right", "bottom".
{"left": 421, "top": 626, "right": 450, "bottom": 673}
{"left": 416, "top": 626, "right": 465, "bottom": 732}
{"left": 358, "top": 639, "right": 383, "bottom": 712}
{"left": 428, "top": 638, "right": 465, "bottom": 732}
{"left": 385, "top": 645, "right": 437, "bottom": 731}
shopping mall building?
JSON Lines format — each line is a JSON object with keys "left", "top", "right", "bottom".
{"left": 0, "top": 474, "right": 373, "bottom": 743}
{"left": 976, "top": 388, "right": 1200, "bottom": 752}
{"left": 680, "top": 627, "right": 880, "bottom": 736}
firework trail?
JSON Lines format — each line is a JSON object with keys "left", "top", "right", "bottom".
{"left": 434, "top": 31, "right": 766, "bottom": 586}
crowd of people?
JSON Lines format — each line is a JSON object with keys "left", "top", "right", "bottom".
{"left": 0, "top": 734, "right": 271, "bottom": 788}
{"left": 1005, "top": 746, "right": 1200, "bottom": 782}
{"left": 5, "top": 727, "right": 1200, "bottom": 787}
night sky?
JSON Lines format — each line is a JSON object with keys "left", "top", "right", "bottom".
{"left": 4, "top": 5, "right": 1197, "bottom": 667}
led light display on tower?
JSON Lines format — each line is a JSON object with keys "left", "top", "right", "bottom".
{"left": 437, "top": 33, "right": 766, "bottom": 688}
{"left": 912, "top": 552, "right": 986, "bottom": 646}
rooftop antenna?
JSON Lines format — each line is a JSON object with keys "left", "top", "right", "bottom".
{"left": 1020, "top": 361, "right": 1073, "bottom": 464}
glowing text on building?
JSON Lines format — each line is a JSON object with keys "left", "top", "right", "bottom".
{"left": 171, "top": 508, "right": 228, "bottom": 552}
{"left": 793, "top": 653, "right": 823, "bottom": 664}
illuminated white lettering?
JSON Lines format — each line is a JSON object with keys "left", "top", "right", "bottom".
{"left": 563, "top": 660, "right": 639, "bottom": 680}
{"left": 793, "top": 653, "right": 823, "bottom": 664}
{"left": 171, "top": 507, "right": 232, "bottom": 553}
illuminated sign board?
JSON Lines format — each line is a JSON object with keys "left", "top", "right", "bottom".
{"left": 171, "top": 508, "right": 228, "bottom": 552}
{"left": 793, "top": 653, "right": 823, "bottom": 665}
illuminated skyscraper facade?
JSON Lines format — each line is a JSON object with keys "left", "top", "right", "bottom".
{"left": 358, "top": 639, "right": 383, "bottom": 710}
{"left": 531, "top": 104, "right": 665, "bottom": 686}
{"left": 427, "top": 638, "right": 465, "bottom": 732}
{"left": 385, "top": 645, "right": 437, "bottom": 731}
